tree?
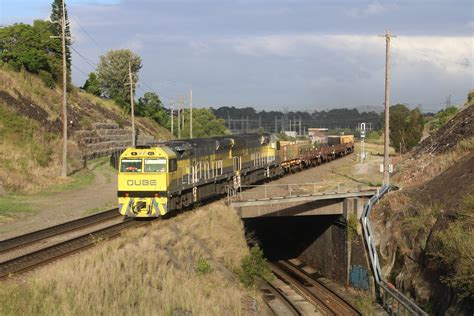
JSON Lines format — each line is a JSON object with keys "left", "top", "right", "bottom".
{"left": 82, "top": 72, "right": 101, "bottom": 96}
{"left": 50, "top": 0, "right": 71, "bottom": 85}
{"left": 136, "top": 92, "right": 169, "bottom": 126}
{"left": 177, "top": 108, "right": 227, "bottom": 138}
{"left": 0, "top": 20, "right": 59, "bottom": 87}
{"left": 389, "top": 104, "right": 424, "bottom": 153}
{"left": 96, "top": 49, "right": 142, "bottom": 108}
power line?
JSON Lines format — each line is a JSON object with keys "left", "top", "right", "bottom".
{"left": 71, "top": 63, "right": 89, "bottom": 77}
{"left": 70, "top": 15, "right": 107, "bottom": 53}
{"left": 71, "top": 45, "right": 97, "bottom": 69}
{"left": 68, "top": 16, "right": 183, "bottom": 104}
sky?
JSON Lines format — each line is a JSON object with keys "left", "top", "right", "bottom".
{"left": 1, "top": 0, "right": 473, "bottom": 112}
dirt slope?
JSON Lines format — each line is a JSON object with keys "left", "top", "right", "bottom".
{"left": 413, "top": 103, "right": 474, "bottom": 157}
{"left": 372, "top": 103, "right": 474, "bottom": 315}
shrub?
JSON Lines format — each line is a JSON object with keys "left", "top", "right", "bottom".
{"left": 195, "top": 258, "right": 213, "bottom": 275}
{"left": 38, "top": 70, "right": 55, "bottom": 88}
{"left": 238, "top": 245, "right": 274, "bottom": 287}
{"left": 429, "top": 195, "right": 474, "bottom": 302}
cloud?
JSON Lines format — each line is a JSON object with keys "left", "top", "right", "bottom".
{"left": 119, "top": 36, "right": 144, "bottom": 52}
{"left": 345, "top": 1, "right": 395, "bottom": 18}
{"left": 224, "top": 34, "right": 473, "bottom": 75}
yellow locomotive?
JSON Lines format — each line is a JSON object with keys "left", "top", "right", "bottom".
{"left": 118, "top": 133, "right": 280, "bottom": 217}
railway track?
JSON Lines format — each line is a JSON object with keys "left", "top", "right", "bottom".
{"left": 270, "top": 260, "right": 360, "bottom": 316}
{"left": 0, "top": 209, "right": 151, "bottom": 279}
{"left": 0, "top": 208, "right": 121, "bottom": 254}
{"left": 261, "top": 279, "right": 302, "bottom": 315}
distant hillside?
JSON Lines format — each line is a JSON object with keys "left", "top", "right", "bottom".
{"left": 0, "top": 67, "right": 172, "bottom": 192}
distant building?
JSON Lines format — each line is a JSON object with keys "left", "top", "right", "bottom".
{"left": 283, "top": 131, "right": 297, "bottom": 138}
{"left": 308, "top": 128, "right": 328, "bottom": 144}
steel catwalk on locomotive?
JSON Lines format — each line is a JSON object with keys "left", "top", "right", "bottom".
{"left": 117, "top": 133, "right": 354, "bottom": 218}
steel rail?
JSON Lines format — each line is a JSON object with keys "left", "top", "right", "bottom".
{"left": 283, "top": 260, "right": 361, "bottom": 315}
{"left": 0, "top": 208, "right": 120, "bottom": 254}
{"left": 274, "top": 260, "right": 360, "bottom": 316}
{"left": 270, "top": 263, "right": 333, "bottom": 315}
{"left": 261, "top": 280, "right": 302, "bottom": 316}
{"left": 0, "top": 219, "right": 150, "bottom": 279}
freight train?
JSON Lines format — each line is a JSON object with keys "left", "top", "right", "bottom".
{"left": 117, "top": 133, "right": 354, "bottom": 217}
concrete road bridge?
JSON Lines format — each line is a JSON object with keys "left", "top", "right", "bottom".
{"left": 228, "top": 183, "right": 377, "bottom": 219}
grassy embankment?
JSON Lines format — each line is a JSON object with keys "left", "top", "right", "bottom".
{"left": 0, "top": 67, "right": 171, "bottom": 194}
{"left": 0, "top": 202, "right": 266, "bottom": 315}
{"left": 0, "top": 67, "right": 172, "bottom": 220}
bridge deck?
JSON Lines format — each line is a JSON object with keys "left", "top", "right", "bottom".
{"left": 230, "top": 188, "right": 377, "bottom": 218}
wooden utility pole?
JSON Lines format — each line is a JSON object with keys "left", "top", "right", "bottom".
{"left": 181, "top": 95, "right": 185, "bottom": 136}
{"left": 60, "top": 0, "right": 68, "bottom": 177}
{"left": 128, "top": 61, "right": 136, "bottom": 146}
{"left": 170, "top": 100, "right": 174, "bottom": 136}
{"left": 177, "top": 94, "right": 181, "bottom": 138}
{"left": 381, "top": 30, "right": 396, "bottom": 186}
{"left": 189, "top": 89, "right": 193, "bottom": 138}
{"left": 50, "top": 0, "right": 69, "bottom": 177}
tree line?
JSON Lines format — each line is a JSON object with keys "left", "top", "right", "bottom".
{"left": 212, "top": 106, "right": 383, "bottom": 131}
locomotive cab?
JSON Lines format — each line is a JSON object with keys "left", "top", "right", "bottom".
{"left": 118, "top": 146, "right": 174, "bottom": 217}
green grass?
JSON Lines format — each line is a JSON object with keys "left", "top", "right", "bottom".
{"left": 35, "top": 169, "right": 95, "bottom": 196}
{"left": 0, "top": 196, "right": 34, "bottom": 218}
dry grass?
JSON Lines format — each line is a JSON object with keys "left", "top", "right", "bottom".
{"left": 0, "top": 202, "right": 264, "bottom": 315}
{"left": 0, "top": 68, "right": 63, "bottom": 120}
{"left": 394, "top": 137, "right": 474, "bottom": 188}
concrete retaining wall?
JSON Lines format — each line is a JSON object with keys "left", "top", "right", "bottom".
{"left": 73, "top": 122, "right": 156, "bottom": 160}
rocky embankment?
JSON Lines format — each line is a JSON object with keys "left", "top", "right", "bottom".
{"left": 372, "top": 104, "right": 473, "bottom": 315}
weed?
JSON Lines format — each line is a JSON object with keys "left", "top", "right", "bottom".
{"left": 195, "top": 258, "right": 213, "bottom": 275}
{"left": 354, "top": 294, "right": 376, "bottom": 315}
{"left": 347, "top": 213, "right": 358, "bottom": 243}
{"left": 239, "top": 245, "right": 274, "bottom": 287}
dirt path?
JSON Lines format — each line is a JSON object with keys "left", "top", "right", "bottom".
{"left": 0, "top": 161, "right": 117, "bottom": 240}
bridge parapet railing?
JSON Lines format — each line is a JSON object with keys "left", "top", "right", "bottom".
{"left": 228, "top": 182, "right": 374, "bottom": 202}
{"left": 362, "top": 185, "right": 427, "bottom": 316}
